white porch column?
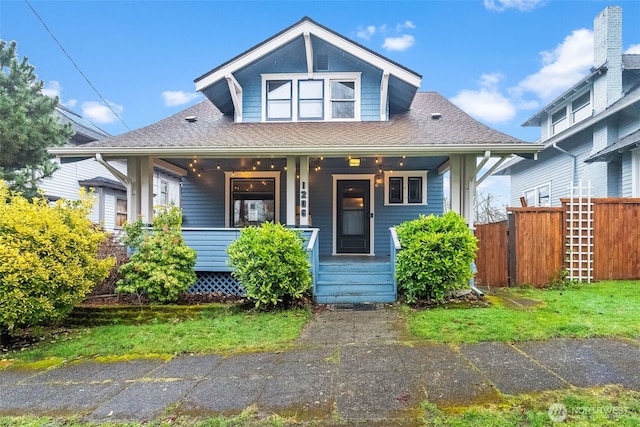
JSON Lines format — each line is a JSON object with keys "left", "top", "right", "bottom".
{"left": 127, "top": 157, "right": 154, "bottom": 225}
{"left": 286, "top": 156, "right": 297, "bottom": 226}
{"left": 139, "top": 156, "right": 154, "bottom": 224}
{"left": 299, "top": 156, "right": 310, "bottom": 227}
{"left": 449, "top": 154, "right": 477, "bottom": 227}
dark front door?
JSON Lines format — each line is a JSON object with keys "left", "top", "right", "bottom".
{"left": 336, "top": 179, "right": 370, "bottom": 254}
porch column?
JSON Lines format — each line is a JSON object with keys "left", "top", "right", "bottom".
{"left": 449, "top": 154, "right": 477, "bottom": 227}
{"left": 286, "top": 156, "right": 297, "bottom": 226}
{"left": 299, "top": 156, "right": 310, "bottom": 227}
{"left": 127, "top": 157, "right": 154, "bottom": 225}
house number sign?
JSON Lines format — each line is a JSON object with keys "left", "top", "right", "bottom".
{"left": 300, "top": 181, "right": 307, "bottom": 217}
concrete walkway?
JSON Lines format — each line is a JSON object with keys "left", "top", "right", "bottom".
{"left": 1, "top": 304, "right": 640, "bottom": 425}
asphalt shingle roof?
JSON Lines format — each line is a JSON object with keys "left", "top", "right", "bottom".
{"left": 70, "top": 92, "right": 527, "bottom": 155}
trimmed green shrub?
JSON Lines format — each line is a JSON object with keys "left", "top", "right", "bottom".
{"left": 227, "top": 222, "right": 311, "bottom": 308}
{"left": 117, "top": 206, "right": 197, "bottom": 303}
{"left": 395, "top": 211, "right": 478, "bottom": 303}
{"left": 0, "top": 183, "right": 113, "bottom": 334}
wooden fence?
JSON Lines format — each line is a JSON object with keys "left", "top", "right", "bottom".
{"left": 475, "top": 198, "right": 640, "bottom": 287}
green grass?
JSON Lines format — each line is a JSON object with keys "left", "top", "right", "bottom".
{"left": 2, "top": 304, "right": 310, "bottom": 362}
{"left": 422, "top": 385, "right": 640, "bottom": 426}
{"left": 404, "top": 281, "right": 640, "bottom": 343}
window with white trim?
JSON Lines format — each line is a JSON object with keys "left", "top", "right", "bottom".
{"left": 158, "top": 180, "right": 169, "bottom": 205}
{"left": 225, "top": 172, "right": 280, "bottom": 227}
{"left": 523, "top": 183, "right": 551, "bottom": 207}
{"left": 384, "top": 171, "right": 427, "bottom": 205}
{"left": 262, "top": 73, "right": 360, "bottom": 122}
{"left": 116, "top": 198, "right": 127, "bottom": 227}
{"left": 550, "top": 91, "right": 591, "bottom": 136}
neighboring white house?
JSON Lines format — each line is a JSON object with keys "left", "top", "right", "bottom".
{"left": 40, "top": 105, "right": 182, "bottom": 231}
{"left": 496, "top": 6, "right": 640, "bottom": 206}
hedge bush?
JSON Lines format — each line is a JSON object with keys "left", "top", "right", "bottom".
{"left": 0, "top": 183, "right": 113, "bottom": 334}
{"left": 227, "top": 222, "right": 311, "bottom": 308}
{"left": 117, "top": 206, "right": 197, "bottom": 303}
{"left": 395, "top": 211, "right": 478, "bottom": 303}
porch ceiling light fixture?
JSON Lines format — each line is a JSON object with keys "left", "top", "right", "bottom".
{"left": 349, "top": 158, "right": 361, "bottom": 167}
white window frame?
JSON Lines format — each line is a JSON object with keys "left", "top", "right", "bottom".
{"left": 383, "top": 171, "right": 428, "bottom": 206}
{"left": 550, "top": 90, "right": 591, "bottom": 136}
{"left": 551, "top": 107, "right": 568, "bottom": 135}
{"left": 632, "top": 148, "right": 640, "bottom": 197}
{"left": 571, "top": 91, "right": 591, "bottom": 124}
{"left": 523, "top": 182, "right": 552, "bottom": 207}
{"left": 262, "top": 72, "right": 361, "bottom": 122}
{"left": 224, "top": 171, "right": 281, "bottom": 227}
{"left": 116, "top": 197, "right": 128, "bottom": 228}
{"left": 158, "top": 179, "right": 169, "bottom": 206}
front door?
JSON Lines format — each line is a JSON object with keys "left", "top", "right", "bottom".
{"left": 336, "top": 179, "right": 370, "bottom": 253}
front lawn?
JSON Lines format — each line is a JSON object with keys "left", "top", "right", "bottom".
{"left": 2, "top": 304, "right": 310, "bottom": 363}
{"left": 404, "top": 280, "right": 640, "bottom": 343}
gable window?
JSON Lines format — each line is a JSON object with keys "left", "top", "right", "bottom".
{"left": 551, "top": 108, "right": 568, "bottom": 135}
{"left": 330, "top": 80, "right": 355, "bottom": 119}
{"left": 384, "top": 171, "right": 427, "bottom": 205}
{"left": 266, "top": 80, "right": 292, "bottom": 120}
{"left": 572, "top": 91, "right": 591, "bottom": 123}
{"left": 523, "top": 183, "right": 551, "bottom": 207}
{"left": 225, "top": 172, "right": 280, "bottom": 227}
{"left": 298, "top": 80, "right": 323, "bottom": 120}
{"left": 262, "top": 73, "right": 360, "bottom": 122}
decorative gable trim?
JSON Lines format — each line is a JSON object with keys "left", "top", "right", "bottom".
{"left": 194, "top": 17, "right": 422, "bottom": 92}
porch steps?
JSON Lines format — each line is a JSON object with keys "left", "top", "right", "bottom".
{"left": 314, "top": 259, "right": 396, "bottom": 304}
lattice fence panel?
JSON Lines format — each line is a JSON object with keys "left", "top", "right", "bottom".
{"left": 188, "top": 272, "right": 245, "bottom": 295}
{"left": 565, "top": 181, "right": 593, "bottom": 282}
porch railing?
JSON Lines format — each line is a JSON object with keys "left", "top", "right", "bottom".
{"left": 182, "top": 227, "right": 320, "bottom": 276}
{"left": 389, "top": 227, "right": 401, "bottom": 298}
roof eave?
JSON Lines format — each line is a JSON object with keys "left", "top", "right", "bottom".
{"left": 50, "top": 143, "right": 544, "bottom": 159}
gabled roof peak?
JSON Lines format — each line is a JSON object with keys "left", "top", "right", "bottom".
{"left": 194, "top": 16, "right": 421, "bottom": 92}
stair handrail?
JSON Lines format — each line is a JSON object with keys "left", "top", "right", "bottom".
{"left": 389, "top": 227, "right": 401, "bottom": 299}
{"left": 305, "top": 228, "right": 320, "bottom": 297}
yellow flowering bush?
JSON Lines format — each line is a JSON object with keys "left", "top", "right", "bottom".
{"left": 0, "top": 182, "right": 114, "bottom": 334}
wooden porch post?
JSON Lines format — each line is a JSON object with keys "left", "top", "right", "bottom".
{"left": 299, "top": 156, "right": 310, "bottom": 227}
{"left": 286, "top": 156, "right": 296, "bottom": 226}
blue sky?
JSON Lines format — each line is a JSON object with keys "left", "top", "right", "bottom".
{"left": 2, "top": 0, "right": 640, "bottom": 202}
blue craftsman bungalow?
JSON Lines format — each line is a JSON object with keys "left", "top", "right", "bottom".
{"left": 51, "top": 17, "right": 541, "bottom": 303}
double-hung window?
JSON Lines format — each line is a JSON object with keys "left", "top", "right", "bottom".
{"left": 330, "top": 80, "right": 355, "bottom": 119}
{"left": 571, "top": 91, "right": 591, "bottom": 124}
{"left": 384, "top": 171, "right": 427, "bottom": 205}
{"left": 551, "top": 108, "right": 568, "bottom": 135}
{"left": 298, "top": 80, "right": 323, "bottom": 120}
{"left": 523, "top": 183, "right": 551, "bottom": 207}
{"left": 116, "top": 198, "right": 128, "bottom": 227}
{"left": 266, "top": 80, "right": 292, "bottom": 120}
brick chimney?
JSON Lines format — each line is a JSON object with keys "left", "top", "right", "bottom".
{"left": 593, "top": 5, "right": 623, "bottom": 110}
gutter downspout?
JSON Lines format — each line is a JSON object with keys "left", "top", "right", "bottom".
{"left": 551, "top": 142, "right": 577, "bottom": 187}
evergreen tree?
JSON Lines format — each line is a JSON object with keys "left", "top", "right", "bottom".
{"left": 0, "top": 39, "right": 73, "bottom": 198}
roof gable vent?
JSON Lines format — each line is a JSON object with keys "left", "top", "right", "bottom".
{"left": 431, "top": 113, "right": 442, "bottom": 120}
{"left": 316, "top": 53, "right": 329, "bottom": 71}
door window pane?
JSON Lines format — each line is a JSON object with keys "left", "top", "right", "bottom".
{"left": 342, "top": 196, "right": 364, "bottom": 235}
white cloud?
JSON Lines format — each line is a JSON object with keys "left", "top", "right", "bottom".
{"left": 450, "top": 72, "right": 517, "bottom": 123}
{"left": 396, "top": 20, "right": 415, "bottom": 31}
{"left": 382, "top": 34, "right": 415, "bottom": 52}
{"left": 626, "top": 44, "right": 640, "bottom": 54}
{"left": 63, "top": 99, "right": 78, "bottom": 108}
{"left": 513, "top": 28, "right": 593, "bottom": 101}
{"left": 82, "top": 100, "right": 123, "bottom": 124}
{"left": 484, "top": 0, "right": 545, "bottom": 12}
{"left": 42, "top": 80, "right": 61, "bottom": 98}
{"left": 162, "top": 90, "right": 200, "bottom": 107}
{"left": 357, "top": 25, "right": 376, "bottom": 41}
